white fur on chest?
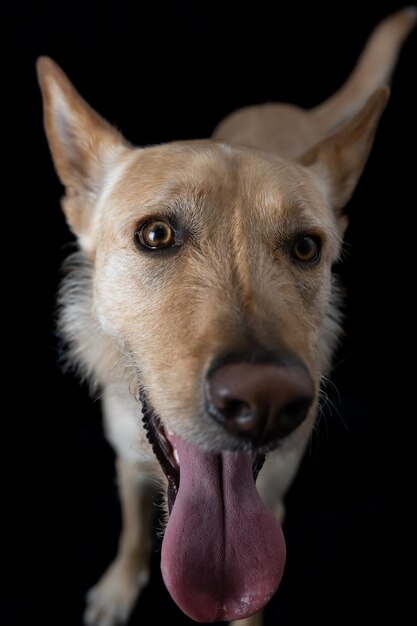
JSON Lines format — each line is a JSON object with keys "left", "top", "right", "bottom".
{"left": 102, "top": 383, "right": 160, "bottom": 471}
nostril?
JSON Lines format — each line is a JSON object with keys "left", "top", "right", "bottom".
{"left": 287, "top": 398, "right": 313, "bottom": 421}
{"left": 223, "top": 399, "right": 253, "bottom": 427}
{"left": 208, "top": 397, "right": 254, "bottom": 426}
{"left": 222, "top": 399, "right": 255, "bottom": 433}
{"left": 276, "top": 397, "right": 312, "bottom": 438}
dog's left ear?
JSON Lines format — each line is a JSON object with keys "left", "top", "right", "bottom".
{"left": 299, "top": 87, "right": 390, "bottom": 228}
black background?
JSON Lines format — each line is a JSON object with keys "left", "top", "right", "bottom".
{"left": 4, "top": 1, "right": 415, "bottom": 625}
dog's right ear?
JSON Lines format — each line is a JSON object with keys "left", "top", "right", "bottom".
{"left": 37, "top": 57, "right": 129, "bottom": 250}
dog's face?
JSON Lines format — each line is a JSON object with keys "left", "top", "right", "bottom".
{"left": 37, "top": 58, "right": 387, "bottom": 456}
{"left": 93, "top": 141, "right": 340, "bottom": 449}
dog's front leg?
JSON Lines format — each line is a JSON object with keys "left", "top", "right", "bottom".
{"left": 84, "top": 457, "right": 153, "bottom": 626}
{"left": 231, "top": 611, "right": 264, "bottom": 626}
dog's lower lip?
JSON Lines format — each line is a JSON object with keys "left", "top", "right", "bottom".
{"left": 139, "top": 387, "right": 267, "bottom": 511}
{"left": 139, "top": 388, "right": 179, "bottom": 511}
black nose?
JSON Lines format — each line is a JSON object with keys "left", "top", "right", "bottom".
{"left": 205, "top": 355, "right": 314, "bottom": 445}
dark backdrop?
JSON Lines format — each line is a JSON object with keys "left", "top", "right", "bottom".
{"left": 4, "top": 2, "right": 415, "bottom": 625}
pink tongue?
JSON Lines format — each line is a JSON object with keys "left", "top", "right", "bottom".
{"left": 161, "top": 438, "right": 286, "bottom": 622}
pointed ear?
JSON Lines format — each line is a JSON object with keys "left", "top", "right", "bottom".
{"left": 37, "top": 57, "right": 129, "bottom": 246}
{"left": 299, "top": 87, "right": 390, "bottom": 216}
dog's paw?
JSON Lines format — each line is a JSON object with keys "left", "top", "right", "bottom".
{"left": 84, "top": 562, "right": 149, "bottom": 626}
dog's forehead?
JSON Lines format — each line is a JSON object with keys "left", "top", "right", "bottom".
{"left": 111, "top": 141, "right": 318, "bottom": 209}
{"left": 103, "top": 140, "right": 332, "bottom": 230}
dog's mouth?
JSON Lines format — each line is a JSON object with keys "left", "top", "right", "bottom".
{"left": 139, "top": 388, "right": 267, "bottom": 513}
{"left": 139, "top": 387, "right": 286, "bottom": 623}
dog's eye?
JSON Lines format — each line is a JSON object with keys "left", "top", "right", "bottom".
{"left": 135, "top": 220, "right": 176, "bottom": 250}
{"left": 291, "top": 235, "right": 321, "bottom": 265}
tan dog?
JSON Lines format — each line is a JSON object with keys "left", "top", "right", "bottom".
{"left": 37, "top": 9, "right": 415, "bottom": 626}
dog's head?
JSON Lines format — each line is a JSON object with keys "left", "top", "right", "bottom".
{"left": 38, "top": 57, "right": 388, "bottom": 622}
{"left": 37, "top": 57, "right": 387, "bottom": 453}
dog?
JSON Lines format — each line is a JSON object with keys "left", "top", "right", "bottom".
{"left": 37, "top": 8, "right": 415, "bottom": 626}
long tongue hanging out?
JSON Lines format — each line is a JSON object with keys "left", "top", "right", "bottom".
{"left": 161, "top": 438, "right": 286, "bottom": 622}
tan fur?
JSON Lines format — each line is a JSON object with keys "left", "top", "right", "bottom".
{"left": 37, "top": 9, "right": 415, "bottom": 626}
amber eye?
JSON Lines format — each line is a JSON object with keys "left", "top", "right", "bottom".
{"left": 291, "top": 235, "right": 321, "bottom": 265}
{"left": 135, "top": 220, "right": 176, "bottom": 250}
